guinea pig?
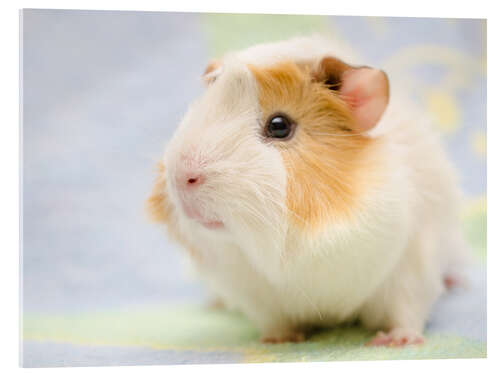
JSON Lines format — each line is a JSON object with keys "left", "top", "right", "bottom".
{"left": 147, "top": 35, "right": 469, "bottom": 346}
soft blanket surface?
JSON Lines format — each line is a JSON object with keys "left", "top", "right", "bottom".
{"left": 21, "top": 203, "right": 487, "bottom": 367}
{"left": 22, "top": 263, "right": 486, "bottom": 366}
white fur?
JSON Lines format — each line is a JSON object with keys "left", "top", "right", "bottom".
{"left": 159, "top": 36, "right": 468, "bottom": 342}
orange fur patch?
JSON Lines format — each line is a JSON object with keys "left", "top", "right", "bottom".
{"left": 203, "top": 60, "right": 222, "bottom": 84}
{"left": 250, "top": 62, "right": 383, "bottom": 231}
{"left": 146, "top": 162, "right": 173, "bottom": 223}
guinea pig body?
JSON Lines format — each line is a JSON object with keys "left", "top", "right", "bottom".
{"left": 148, "top": 36, "right": 468, "bottom": 346}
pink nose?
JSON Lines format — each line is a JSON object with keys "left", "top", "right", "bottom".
{"left": 177, "top": 153, "right": 206, "bottom": 190}
{"left": 177, "top": 170, "right": 205, "bottom": 190}
{"left": 185, "top": 174, "right": 204, "bottom": 187}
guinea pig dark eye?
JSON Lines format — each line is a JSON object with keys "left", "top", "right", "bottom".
{"left": 265, "top": 114, "right": 294, "bottom": 139}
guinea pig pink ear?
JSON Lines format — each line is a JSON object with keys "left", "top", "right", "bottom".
{"left": 314, "top": 57, "right": 390, "bottom": 133}
{"left": 202, "top": 60, "right": 223, "bottom": 85}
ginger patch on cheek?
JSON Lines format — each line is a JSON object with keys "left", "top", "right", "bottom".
{"left": 250, "top": 62, "right": 381, "bottom": 231}
{"left": 146, "top": 162, "right": 173, "bottom": 223}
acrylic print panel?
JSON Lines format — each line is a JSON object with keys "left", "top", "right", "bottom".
{"left": 20, "top": 9, "right": 486, "bottom": 367}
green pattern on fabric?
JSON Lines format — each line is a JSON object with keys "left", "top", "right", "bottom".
{"left": 201, "top": 14, "right": 331, "bottom": 57}
{"left": 463, "top": 209, "right": 487, "bottom": 260}
{"left": 23, "top": 305, "right": 485, "bottom": 362}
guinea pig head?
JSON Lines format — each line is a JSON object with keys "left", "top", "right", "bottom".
{"left": 148, "top": 55, "right": 389, "bottom": 240}
{"left": 152, "top": 62, "right": 289, "bottom": 236}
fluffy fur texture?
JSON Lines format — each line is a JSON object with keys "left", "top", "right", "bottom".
{"left": 147, "top": 36, "right": 469, "bottom": 346}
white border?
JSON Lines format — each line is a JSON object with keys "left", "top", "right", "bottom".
{"left": 1, "top": 1, "right": 496, "bottom": 374}
{"left": 4, "top": 0, "right": 494, "bottom": 18}
{"left": 18, "top": 7, "right": 24, "bottom": 368}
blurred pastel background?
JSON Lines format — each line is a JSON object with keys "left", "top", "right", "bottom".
{"left": 21, "top": 10, "right": 486, "bottom": 367}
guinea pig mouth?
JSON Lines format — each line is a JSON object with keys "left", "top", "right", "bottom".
{"left": 179, "top": 197, "right": 224, "bottom": 230}
{"left": 199, "top": 220, "right": 224, "bottom": 230}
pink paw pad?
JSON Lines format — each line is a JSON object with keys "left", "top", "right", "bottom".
{"left": 366, "top": 329, "right": 424, "bottom": 347}
{"left": 444, "top": 275, "right": 460, "bottom": 289}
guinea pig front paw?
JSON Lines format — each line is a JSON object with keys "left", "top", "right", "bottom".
{"left": 366, "top": 328, "right": 424, "bottom": 347}
{"left": 260, "top": 331, "right": 306, "bottom": 344}
{"left": 443, "top": 272, "right": 468, "bottom": 290}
